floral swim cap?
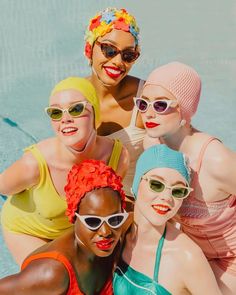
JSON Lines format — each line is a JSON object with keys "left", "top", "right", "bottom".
{"left": 84, "top": 7, "right": 140, "bottom": 59}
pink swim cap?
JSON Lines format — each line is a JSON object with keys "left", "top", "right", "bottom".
{"left": 144, "top": 62, "right": 201, "bottom": 122}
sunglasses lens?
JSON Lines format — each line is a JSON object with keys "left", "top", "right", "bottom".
{"left": 108, "top": 215, "right": 125, "bottom": 228}
{"left": 153, "top": 101, "right": 169, "bottom": 113}
{"left": 135, "top": 98, "right": 148, "bottom": 112}
{"left": 172, "top": 187, "right": 189, "bottom": 199}
{"left": 149, "top": 180, "right": 165, "bottom": 193}
{"left": 47, "top": 108, "right": 63, "bottom": 120}
{"left": 84, "top": 217, "right": 101, "bottom": 229}
{"left": 122, "top": 50, "right": 139, "bottom": 63}
{"left": 69, "top": 103, "right": 85, "bottom": 117}
{"left": 101, "top": 44, "right": 118, "bottom": 58}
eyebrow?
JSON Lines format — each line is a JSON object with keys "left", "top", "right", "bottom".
{"left": 141, "top": 95, "right": 170, "bottom": 101}
{"left": 99, "top": 39, "right": 136, "bottom": 49}
{"left": 49, "top": 100, "right": 87, "bottom": 107}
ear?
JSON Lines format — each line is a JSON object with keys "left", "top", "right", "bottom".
{"left": 120, "top": 212, "right": 133, "bottom": 242}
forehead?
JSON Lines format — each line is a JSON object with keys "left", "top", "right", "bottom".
{"left": 145, "top": 167, "right": 186, "bottom": 184}
{"left": 79, "top": 188, "right": 121, "bottom": 215}
{"left": 50, "top": 89, "right": 87, "bottom": 106}
{"left": 142, "top": 85, "right": 176, "bottom": 101}
{"left": 98, "top": 29, "right": 136, "bottom": 47}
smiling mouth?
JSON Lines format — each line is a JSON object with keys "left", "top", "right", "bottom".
{"left": 152, "top": 205, "right": 171, "bottom": 215}
{"left": 104, "top": 67, "right": 123, "bottom": 78}
{"left": 61, "top": 127, "right": 78, "bottom": 135}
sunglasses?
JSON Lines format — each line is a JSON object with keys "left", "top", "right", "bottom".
{"left": 45, "top": 102, "right": 88, "bottom": 121}
{"left": 142, "top": 176, "right": 193, "bottom": 199}
{"left": 75, "top": 211, "right": 129, "bottom": 231}
{"left": 134, "top": 97, "right": 177, "bottom": 114}
{"left": 96, "top": 41, "right": 140, "bottom": 63}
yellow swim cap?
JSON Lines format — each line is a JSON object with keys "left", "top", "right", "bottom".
{"left": 51, "top": 77, "right": 100, "bottom": 128}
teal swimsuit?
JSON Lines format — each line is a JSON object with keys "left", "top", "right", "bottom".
{"left": 113, "top": 228, "right": 171, "bottom": 295}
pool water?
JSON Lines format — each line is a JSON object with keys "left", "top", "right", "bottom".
{"left": 1, "top": 0, "right": 236, "bottom": 278}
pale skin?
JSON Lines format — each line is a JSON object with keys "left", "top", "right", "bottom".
{"left": 86, "top": 29, "right": 144, "bottom": 136}
{"left": 121, "top": 168, "right": 222, "bottom": 295}
{"left": 141, "top": 84, "right": 236, "bottom": 294}
{"left": 0, "top": 89, "right": 129, "bottom": 266}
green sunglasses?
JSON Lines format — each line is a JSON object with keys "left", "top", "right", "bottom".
{"left": 142, "top": 176, "right": 193, "bottom": 199}
{"left": 45, "top": 101, "right": 88, "bottom": 121}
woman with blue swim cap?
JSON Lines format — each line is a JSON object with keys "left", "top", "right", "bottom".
{"left": 113, "top": 145, "right": 221, "bottom": 295}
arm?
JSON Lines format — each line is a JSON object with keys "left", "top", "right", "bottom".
{"left": 0, "top": 258, "right": 68, "bottom": 295}
{"left": 0, "top": 151, "right": 40, "bottom": 196}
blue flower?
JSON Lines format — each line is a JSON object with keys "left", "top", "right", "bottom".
{"left": 129, "top": 25, "right": 139, "bottom": 43}
{"left": 101, "top": 11, "right": 115, "bottom": 24}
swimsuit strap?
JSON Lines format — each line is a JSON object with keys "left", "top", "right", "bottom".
{"left": 153, "top": 227, "right": 167, "bottom": 282}
{"left": 108, "top": 139, "right": 123, "bottom": 171}
{"left": 195, "top": 137, "right": 218, "bottom": 173}
{"left": 130, "top": 79, "right": 145, "bottom": 127}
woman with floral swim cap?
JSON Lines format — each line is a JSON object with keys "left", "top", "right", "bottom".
{"left": 0, "top": 160, "right": 131, "bottom": 295}
{"left": 113, "top": 144, "right": 221, "bottom": 295}
{"left": 135, "top": 61, "right": 236, "bottom": 294}
{"left": 0, "top": 77, "right": 129, "bottom": 266}
{"left": 84, "top": 7, "right": 146, "bottom": 202}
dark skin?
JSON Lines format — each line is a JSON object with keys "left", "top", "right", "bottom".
{"left": 0, "top": 188, "right": 132, "bottom": 295}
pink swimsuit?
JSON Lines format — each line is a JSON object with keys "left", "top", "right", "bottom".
{"left": 175, "top": 137, "right": 236, "bottom": 275}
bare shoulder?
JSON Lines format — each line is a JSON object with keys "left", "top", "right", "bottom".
{"left": 121, "top": 75, "right": 144, "bottom": 97}
{"left": 0, "top": 258, "right": 69, "bottom": 295}
{"left": 202, "top": 138, "right": 236, "bottom": 176}
{"left": 166, "top": 223, "right": 205, "bottom": 267}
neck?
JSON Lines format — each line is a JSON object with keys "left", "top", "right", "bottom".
{"left": 66, "top": 129, "right": 97, "bottom": 162}
{"left": 130, "top": 205, "right": 166, "bottom": 246}
{"left": 160, "top": 124, "right": 194, "bottom": 152}
{"left": 88, "top": 72, "right": 123, "bottom": 102}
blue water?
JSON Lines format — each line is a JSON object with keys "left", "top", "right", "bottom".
{"left": 0, "top": 0, "right": 236, "bottom": 278}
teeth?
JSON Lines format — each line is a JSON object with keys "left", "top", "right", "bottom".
{"left": 106, "top": 68, "right": 121, "bottom": 74}
{"left": 62, "top": 128, "right": 77, "bottom": 133}
{"left": 153, "top": 205, "right": 169, "bottom": 211}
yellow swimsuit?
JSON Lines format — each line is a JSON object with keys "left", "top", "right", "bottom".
{"left": 1, "top": 139, "right": 123, "bottom": 239}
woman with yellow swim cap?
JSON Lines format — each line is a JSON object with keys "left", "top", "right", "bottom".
{"left": 0, "top": 76, "right": 129, "bottom": 266}
{"left": 84, "top": 7, "right": 146, "bottom": 201}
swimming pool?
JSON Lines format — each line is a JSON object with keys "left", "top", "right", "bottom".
{"left": 1, "top": 0, "right": 236, "bottom": 278}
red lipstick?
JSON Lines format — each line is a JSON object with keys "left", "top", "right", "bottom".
{"left": 96, "top": 239, "right": 114, "bottom": 250}
{"left": 152, "top": 204, "right": 170, "bottom": 215}
{"left": 104, "top": 66, "right": 123, "bottom": 79}
{"left": 145, "top": 122, "right": 159, "bottom": 128}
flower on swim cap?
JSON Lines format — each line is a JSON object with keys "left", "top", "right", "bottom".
{"left": 132, "top": 144, "right": 191, "bottom": 199}
{"left": 50, "top": 77, "right": 100, "bottom": 128}
{"left": 144, "top": 62, "right": 201, "bottom": 123}
{"left": 65, "top": 159, "right": 126, "bottom": 223}
{"left": 84, "top": 7, "right": 140, "bottom": 59}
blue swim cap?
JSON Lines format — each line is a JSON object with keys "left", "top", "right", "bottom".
{"left": 132, "top": 144, "right": 191, "bottom": 198}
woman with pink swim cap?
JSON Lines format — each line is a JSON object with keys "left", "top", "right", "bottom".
{"left": 84, "top": 8, "right": 146, "bottom": 205}
{"left": 134, "top": 61, "right": 236, "bottom": 295}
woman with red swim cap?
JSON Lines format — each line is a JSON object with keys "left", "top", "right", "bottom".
{"left": 0, "top": 160, "right": 131, "bottom": 295}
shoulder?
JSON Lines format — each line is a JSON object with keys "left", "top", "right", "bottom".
{"left": 166, "top": 223, "right": 208, "bottom": 271}
{"left": 0, "top": 256, "right": 69, "bottom": 295}
{"left": 121, "top": 75, "right": 144, "bottom": 97}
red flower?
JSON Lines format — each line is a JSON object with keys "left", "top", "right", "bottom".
{"left": 84, "top": 42, "right": 92, "bottom": 59}
{"left": 89, "top": 15, "right": 102, "bottom": 31}
{"left": 114, "top": 18, "right": 129, "bottom": 32}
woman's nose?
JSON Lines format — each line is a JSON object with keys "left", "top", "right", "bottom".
{"left": 97, "top": 222, "right": 112, "bottom": 237}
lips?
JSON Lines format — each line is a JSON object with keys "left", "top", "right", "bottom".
{"left": 104, "top": 66, "right": 123, "bottom": 79}
{"left": 152, "top": 204, "right": 171, "bottom": 215}
{"left": 145, "top": 122, "right": 160, "bottom": 128}
{"left": 61, "top": 127, "right": 78, "bottom": 136}
{"left": 95, "top": 238, "right": 114, "bottom": 250}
